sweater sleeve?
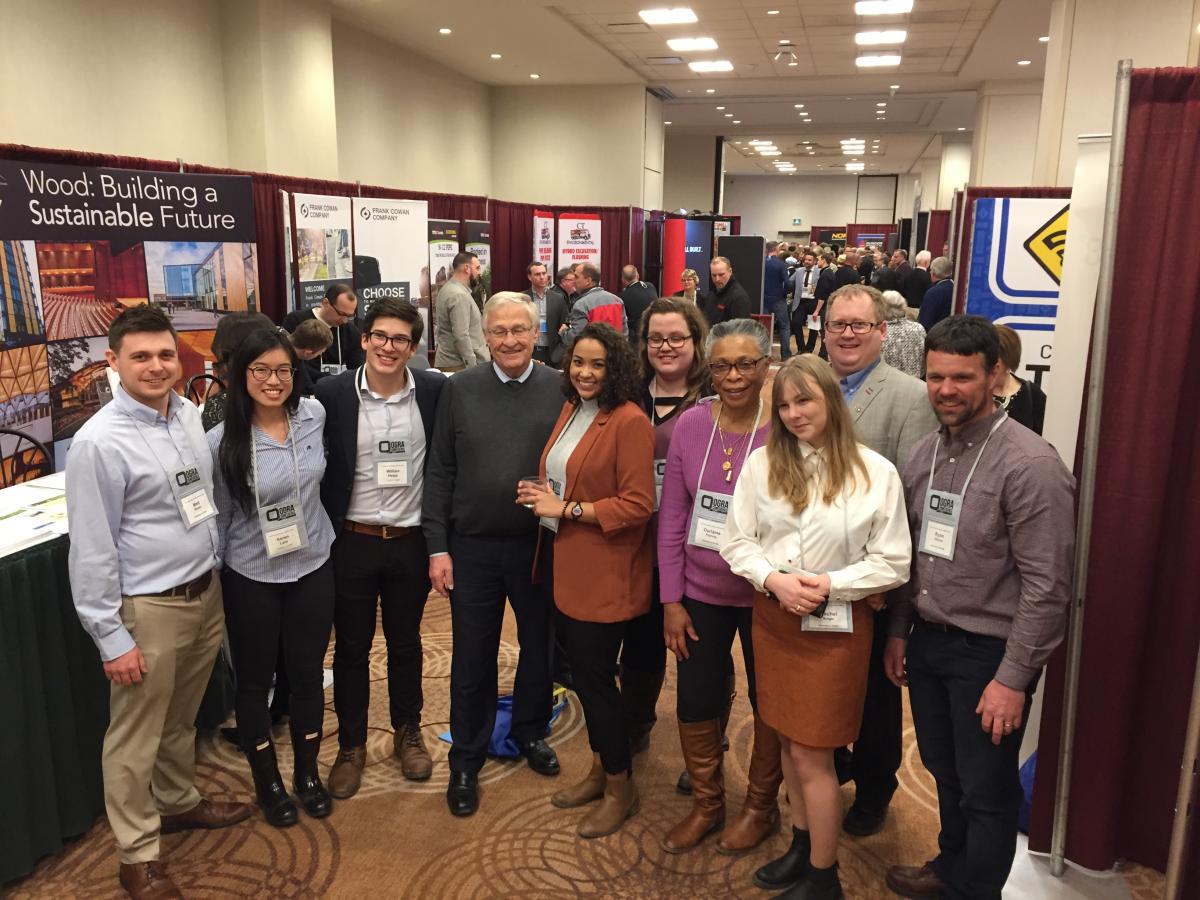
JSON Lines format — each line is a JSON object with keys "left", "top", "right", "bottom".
{"left": 656, "top": 415, "right": 693, "bottom": 604}
{"left": 420, "top": 379, "right": 457, "bottom": 555}
{"left": 591, "top": 409, "right": 655, "bottom": 534}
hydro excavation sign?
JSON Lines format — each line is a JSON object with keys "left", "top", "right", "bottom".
{"left": 0, "top": 160, "right": 255, "bottom": 242}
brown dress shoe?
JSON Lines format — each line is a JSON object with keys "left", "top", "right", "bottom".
{"left": 551, "top": 753, "right": 606, "bottom": 808}
{"left": 328, "top": 745, "right": 367, "bottom": 799}
{"left": 118, "top": 861, "right": 183, "bottom": 900}
{"left": 159, "top": 798, "right": 252, "bottom": 835}
{"left": 886, "top": 862, "right": 946, "bottom": 898}
{"left": 661, "top": 719, "right": 725, "bottom": 853}
{"left": 717, "top": 712, "right": 783, "bottom": 854}
{"left": 578, "top": 771, "right": 639, "bottom": 838}
{"left": 394, "top": 723, "right": 433, "bottom": 781}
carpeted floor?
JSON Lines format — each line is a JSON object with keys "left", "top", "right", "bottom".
{"left": 11, "top": 595, "right": 1165, "bottom": 899}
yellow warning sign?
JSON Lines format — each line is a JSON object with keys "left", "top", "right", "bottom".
{"left": 1022, "top": 204, "right": 1069, "bottom": 284}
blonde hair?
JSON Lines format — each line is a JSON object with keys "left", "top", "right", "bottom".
{"left": 767, "top": 356, "right": 870, "bottom": 511}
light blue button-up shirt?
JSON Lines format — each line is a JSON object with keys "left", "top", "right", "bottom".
{"left": 66, "top": 384, "right": 219, "bottom": 661}
{"left": 839, "top": 358, "right": 881, "bottom": 403}
{"left": 207, "top": 397, "right": 335, "bottom": 583}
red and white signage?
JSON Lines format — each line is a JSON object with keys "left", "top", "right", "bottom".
{"left": 533, "top": 209, "right": 555, "bottom": 268}
{"left": 557, "top": 212, "right": 601, "bottom": 270}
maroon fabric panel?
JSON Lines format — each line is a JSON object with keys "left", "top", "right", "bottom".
{"left": 925, "top": 210, "right": 951, "bottom": 258}
{"left": 489, "top": 200, "right": 538, "bottom": 293}
{"left": 1027, "top": 68, "right": 1200, "bottom": 878}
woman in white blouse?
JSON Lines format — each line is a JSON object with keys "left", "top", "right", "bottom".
{"left": 721, "top": 355, "right": 911, "bottom": 900}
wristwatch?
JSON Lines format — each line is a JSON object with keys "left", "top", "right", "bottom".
{"left": 570, "top": 502, "right": 584, "bottom": 520}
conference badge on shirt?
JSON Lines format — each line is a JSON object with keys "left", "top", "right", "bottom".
{"left": 171, "top": 466, "right": 217, "bottom": 529}
{"left": 258, "top": 500, "right": 311, "bottom": 558}
{"left": 374, "top": 433, "right": 410, "bottom": 487}
{"left": 919, "top": 488, "right": 961, "bottom": 561}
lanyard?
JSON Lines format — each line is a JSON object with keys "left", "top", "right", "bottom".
{"left": 928, "top": 413, "right": 1008, "bottom": 499}
{"left": 251, "top": 416, "right": 301, "bottom": 512}
{"left": 695, "top": 398, "right": 763, "bottom": 497}
{"left": 357, "top": 366, "right": 399, "bottom": 433}
{"left": 129, "top": 408, "right": 200, "bottom": 490}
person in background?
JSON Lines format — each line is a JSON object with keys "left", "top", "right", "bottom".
{"left": 837, "top": 250, "right": 862, "bottom": 289}
{"left": 890, "top": 249, "right": 913, "bottom": 294}
{"left": 879, "top": 289, "right": 928, "bottom": 380}
{"left": 281, "top": 283, "right": 363, "bottom": 377}
{"left": 723, "top": 355, "right": 911, "bottom": 900}
{"left": 764, "top": 241, "right": 792, "bottom": 361}
{"left": 289, "top": 316, "right": 334, "bottom": 397}
{"left": 549, "top": 266, "right": 578, "bottom": 313}
{"left": 67, "top": 306, "right": 252, "bottom": 900}
{"left": 202, "top": 312, "right": 275, "bottom": 432}
{"left": 805, "top": 250, "right": 838, "bottom": 357}
{"left": 524, "top": 261, "right": 569, "bottom": 367}
{"left": 518, "top": 323, "right": 655, "bottom": 839}
{"left": 658, "top": 319, "right": 782, "bottom": 857}
{"left": 904, "top": 251, "right": 933, "bottom": 312}
{"left": 858, "top": 247, "right": 876, "bottom": 285}
{"left": 918, "top": 257, "right": 955, "bottom": 332}
{"left": 791, "top": 251, "right": 818, "bottom": 351}
{"left": 434, "top": 252, "right": 488, "bottom": 372}
{"left": 674, "top": 268, "right": 703, "bottom": 305}
{"left": 703, "top": 257, "right": 752, "bottom": 327}
{"left": 872, "top": 250, "right": 899, "bottom": 293}
{"left": 208, "top": 328, "right": 336, "bottom": 828}
{"left": 993, "top": 324, "right": 1047, "bottom": 435}
{"left": 565, "top": 263, "right": 628, "bottom": 341}
{"left": 619, "top": 265, "right": 658, "bottom": 353}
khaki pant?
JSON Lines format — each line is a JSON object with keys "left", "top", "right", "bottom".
{"left": 102, "top": 574, "right": 225, "bottom": 863}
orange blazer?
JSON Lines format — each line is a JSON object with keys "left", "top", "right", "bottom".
{"left": 537, "top": 400, "right": 656, "bottom": 623}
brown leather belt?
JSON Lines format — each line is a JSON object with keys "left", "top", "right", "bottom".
{"left": 148, "top": 569, "right": 213, "bottom": 600}
{"left": 343, "top": 520, "right": 418, "bottom": 540}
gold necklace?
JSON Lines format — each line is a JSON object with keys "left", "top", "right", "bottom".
{"left": 716, "top": 403, "right": 755, "bottom": 483}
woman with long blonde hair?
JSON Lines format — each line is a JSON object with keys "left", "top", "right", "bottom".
{"left": 722, "top": 355, "right": 911, "bottom": 900}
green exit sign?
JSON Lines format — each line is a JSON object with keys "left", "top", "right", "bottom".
{"left": 792, "top": 217, "right": 802, "bottom": 225}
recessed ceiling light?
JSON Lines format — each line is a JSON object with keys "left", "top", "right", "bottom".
{"left": 490, "top": 53, "right": 502, "bottom": 59}
{"left": 724, "top": 113, "right": 733, "bottom": 117}
{"left": 667, "top": 37, "right": 718, "bottom": 51}
{"left": 788, "top": 60, "right": 798, "bottom": 66}
{"left": 639, "top": 8, "right": 698, "bottom": 25}
{"left": 664, "top": 121, "right": 673, "bottom": 125}
{"left": 732, "top": 120, "right": 741, "bottom": 123}
{"left": 794, "top": 104, "right": 805, "bottom": 109}
{"left": 438, "top": 27, "right": 452, "bottom": 35}
{"left": 734, "top": 141, "right": 743, "bottom": 144}
{"left": 840, "top": 138, "right": 863, "bottom": 143}
{"left": 1039, "top": 35, "right": 1050, "bottom": 42}
{"left": 809, "top": 151, "right": 815, "bottom": 155}
{"left": 716, "top": 106, "right": 725, "bottom": 109}
{"left": 689, "top": 60, "right": 734, "bottom": 72}
{"left": 846, "top": 162, "right": 865, "bottom": 171}
{"left": 759, "top": 150, "right": 782, "bottom": 156}
{"left": 748, "top": 139, "right": 770, "bottom": 145}
{"left": 876, "top": 102, "right": 887, "bottom": 107}
{"left": 706, "top": 88, "right": 716, "bottom": 93}
{"left": 889, "top": 83, "right": 900, "bottom": 89}
{"left": 854, "top": 0, "right": 913, "bottom": 14}
{"left": 856, "top": 30, "right": 907, "bottom": 45}
{"left": 767, "top": 9, "right": 780, "bottom": 14}
{"left": 530, "top": 73, "right": 540, "bottom": 79}
{"left": 957, "top": 126, "right": 966, "bottom": 131}
{"left": 871, "top": 150, "right": 879, "bottom": 154}
{"left": 857, "top": 54, "right": 902, "bottom": 67}
{"left": 1017, "top": 59, "right": 1032, "bottom": 66}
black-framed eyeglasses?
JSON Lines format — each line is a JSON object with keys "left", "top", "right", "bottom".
{"left": 368, "top": 331, "right": 415, "bottom": 350}
{"left": 709, "top": 356, "right": 767, "bottom": 378}
{"left": 247, "top": 364, "right": 296, "bottom": 382}
{"left": 486, "top": 325, "right": 534, "bottom": 339}
{"left": 647, "top": 334, "right": 693, "bottom": 350}
{"left": 825, "top": 320, "right": 880, "bottom": 335}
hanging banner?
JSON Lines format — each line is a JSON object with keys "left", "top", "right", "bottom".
{"left": 292, "top": 193, "right": 352, "bottom": 311}
{"left": 427, "top": 219, "right": 461, "bottom": 352}
{"left": 533, "top": 210, "right": 555, "bottom": 269}
{"left": 557, "top": 213, "right": 602, "bottom": 271}
{"left": 353, "top": 197, "right": 430, "bottom": 354}
{"left": 964, "top": 196, "right": 1070, "bottom": 426}
{"left": 684, "top": 219, "right": 714, "bottom": 292}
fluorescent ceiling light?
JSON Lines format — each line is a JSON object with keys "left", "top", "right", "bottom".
{"left": 706, "top": 88, "right": 716, "bottom": 93}
{"left": 689, "top": 60, "right": 734, "bottom": 72}
{"left": 876, "top": 102, "right": 887, "bottom": 107}
{"left": 840, "top": 138, "right": 863, "bottom": 144}
{"left": 757, "top": 145, "right": 779, "bottom": 151}
{"left": 808, "top": 151, "right": 815, "bottom": 155}
{"left": 890, "top": 83, "right": 900, "bottom": 89}
{"left": 856, "top": 30, "right": 907, "bottom": 45}
{"left": 759, "top": 150, "right": 782, "bottom": 156}
{"left": 490, "top": 53, "right": 502, "bottom": 59}
{"left": 957, "top": 126, "right": 966, "bottom": 131}
{"left": 854, "top": 1, "right": 913, "bottom": 14}
{"left": 846, "top": 162, "right": 866, "bottom": 171}
{"left": 639, "top": 8, "right": 698, "bottom": 25}
{"left": 1039, "top": 35, "right": 1049, "bottom": 42}
{"left": 1017, "top": 59, "right": 1032, "bottom": 66}
{"left": 794, "top": 104, "right": 805, "bottom": 108}
{"left": 767, "top": 9, "right": 780, "bottom": 15}
{"left": 747, "top": 139, "right": 771, "bottom": 145}
{"left": 732, "top": 119, "right": 741, "bottom": 123}
{"left": 530, "top": 73, "right": 540, "bottom": 79}
{"left": 664, "top": 121, "right": 672, "bottom": 125}
{"left": 667, "top": 37, "right": 718, "bottom": 51}
{"left": 724, "top": 113, "right": 733, "bottom": 117}
{"left": 715, "top": 106, "right": 725, "bottom": 109}
{"left": 857, "top": 54, "right": 902, "bottom": 67}
{"left": 438, "top": 27, "right": 452, "bottom": 35}
{"left": 788, "top": 60, "right": 798, "bottom": 66}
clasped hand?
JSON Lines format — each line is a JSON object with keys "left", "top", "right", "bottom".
{"left": 764, "top": 571, "right": 830, "bottom": 616}
{"left": 515, "top": 481, "right": 561, "bottom": 518}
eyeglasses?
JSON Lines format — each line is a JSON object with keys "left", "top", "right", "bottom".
{"left": 247, "top": 365, "right": 296, "bottom": 382}
{"left": 709, "top": 356, "right": 767, "bottom": 378}
{"left": 368, "top": 331, "right": 415, "bottom": 350}
{"left": 486, "top": 325, "right": 534, "bottom": 339}
{"left": 825, "top": 320, "right": 880, "bottom": 335}
{"left": 647, "top": 334, "right": 693, "bottom": 350}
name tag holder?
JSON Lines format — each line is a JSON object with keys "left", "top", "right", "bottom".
{"left": 653, "top": 458, "right": 666, "bottom": 512}
{"left": 374, "top": 433, "right": 410, "bottom": 487}
{"left": 688, "top": 488, "right": 732, "bottom": 551}
{"left": 252, "top": 419, "right": 310, "bottom": 558}
{"left": 171, "top": 466, "right": 217, "bottom": 529}
{"left": 540, "top": 474, "right": 565, "bottom": 534}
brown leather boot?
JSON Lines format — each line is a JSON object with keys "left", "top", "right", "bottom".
{"left": 327, "top": 745, "right": 366, "bottom": 799}
{"left": 393, "top": 723, "right": 433, "bottom": 781}
{"left": 676, "top": 673, "right": 736, "bottom": 794}
{"left": 620, "top": 666, "right": 665, "bottom": 755}
{"left": 550, "top": 753, "right": 606, "bottom": 808}
{"left": 118, "top": 861, "right": 182, "bottom": 900}
{"left": 661, "top": 719, "right": 725, "bottom": 853}
{"left": 716, "top": 712, "right": 783, "bottom": 854}
{"left": 578, "top": 770, "right": 639, "bottom": 838}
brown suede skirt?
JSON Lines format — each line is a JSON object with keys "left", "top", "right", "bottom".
{"left": 751, "top": 591, "right": 875, "bottom": 749}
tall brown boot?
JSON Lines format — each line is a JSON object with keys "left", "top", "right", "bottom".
{"left": 551, "top": 753, "right": 606, "bottom": 808}
{"left": 677, "top": 673, "right": 736, "bottom": 794}
{"left": 716, "top": 712, "right": 783, "bottom": 854}
{"left": 620, "top": 666, "right": 665, "bottom": 755}
{"left": 661, "top": 719, "right": 725, "bottom": 853}
{"left": 578, "top": 770, "right": 639, "bottom": 838}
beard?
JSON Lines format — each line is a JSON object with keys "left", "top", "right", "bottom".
{"left": 469, "top": 274, "right": 482, "bottom": 289}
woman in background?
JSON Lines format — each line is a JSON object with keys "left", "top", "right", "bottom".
{"left": 994, "top": 324, "right": 1047, "bottom": 434}
{"left": 879, "top": 290, "right": 927, "bottom": 379}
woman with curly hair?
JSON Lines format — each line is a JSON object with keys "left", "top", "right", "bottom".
{"left": 517, "top": 323, "right": 656, "bottom": 838}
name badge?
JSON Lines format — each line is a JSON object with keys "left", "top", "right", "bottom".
{"left": 540, "top": 476, "right": 565, "bottom": 534}
{"left": 688, "top": 488, "right": 732, "bottom": 551}
{"left": 374, "top": 434, "right": 410, "bottom": 487}
{"left": 653, "top": 458, "right": 666, "bottom": 513}
{"left": 258, "top": 500, "right": 311, "bottom": 558}
{"left": 321, "top": 363, "right": 346, "bottom": 376}
{"left": 171, "top": 466, "right": 216, "bottom": 529}
{"left": 919, "top": 488, "right": 961, "bottom": 560}
{"left": 801, "top": 600, "right": 854, "bottom": 633}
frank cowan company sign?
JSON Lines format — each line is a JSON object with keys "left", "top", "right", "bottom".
{"left": 0, "top": 160, "right": 256, "bottom": 242}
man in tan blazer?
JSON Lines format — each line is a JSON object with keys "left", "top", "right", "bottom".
{"left": 824, "top": 284, "right": 938, "bottom": 838}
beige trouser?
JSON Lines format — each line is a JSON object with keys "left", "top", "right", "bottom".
{"left": 102, "top": 574, "right": 225, "bottom": 864}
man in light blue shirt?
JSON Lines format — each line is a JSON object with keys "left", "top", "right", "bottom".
{"left": 66, "top": 305, "right": 251, "bottom": 900}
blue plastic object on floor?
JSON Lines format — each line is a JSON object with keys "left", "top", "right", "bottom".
{"left": 1018, "top": 750, "right": 1036, "bottom": 834}
{"left": 439, "top": 686, "right": 568, "bottom": 758}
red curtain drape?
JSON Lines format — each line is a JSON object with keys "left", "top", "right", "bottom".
{"left": 1027, "top": 68, "right": 1200, "bottom": 889}
{"left": 925, "top": 209, "right": 951, "bottom": 258}
{"left": 846, "top": 223, "right": 896, "bottom": 246}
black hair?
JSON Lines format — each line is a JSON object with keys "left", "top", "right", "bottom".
{"left": 562, "top": 323, "right": 642, "bottom": 412}
{"left": 323, "top": 283, "right": 355, "bottom": 306}
{"left": 362, "top": 297, "right": 423, "bottom": 345}
{"left": 211, "top": 312, "right": 274, "bottom": 378}
{"left": 526, "top": 260, "right": 547, "bottom": 276}
{"left": 452, "top": 251, "right": 477, "bottom": 272}
{"left": 218, "top": 328, "right": 302, "bottom": 514}
{"left": 924, "top": 314, "right": 1000, "bottom": 371}
{"left": 108, "top": 304, "right": 176, "bottom": 353}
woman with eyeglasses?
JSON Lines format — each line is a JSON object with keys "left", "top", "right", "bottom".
{"left": 208, "top": 328, "right": 337, "bottom": 828}
{"left": 673, "top": 269, "right": 703, "bottom": 305}
{"left": 517, "top": 322, "right": 655, "bottom": 838}
{"left": 656, "top": 318, "right": 782, "bottom": 855}
{"left": 721, "top": 355, "right": 910, "bottom": 899}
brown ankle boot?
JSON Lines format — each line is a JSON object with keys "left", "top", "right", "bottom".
{"left": 620, "top": 666, "right": 665, "bottom": 755}
{"left": 662, "top": 719, "right": 725, "bottom": 853}
{"left": 551, "top": 753, "right": 606, "bottom": 808}
{"left": 578, "top": 770, "right": 639, "bottom": 838}
{"left": 118, "top": 861, "right": 182, "bottom": 900}
{"left": 717, "top": 712, "right": 783, "bottom": 854}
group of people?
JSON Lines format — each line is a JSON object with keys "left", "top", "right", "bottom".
{"left": 66, "top": 256, "right": 1073, "bottom": 900}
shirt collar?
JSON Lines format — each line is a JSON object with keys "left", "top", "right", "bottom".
{"left": 494, "top": 361, "right": 535, "bottom": 383}
{"left": 530, "top": 286, "right": 547, "bottom": 300}
{"left": 838, "top": 358, "right": 881, "bottom": 396}
{"left": 113, "top": 381, "right": 182, "bottom": 425}
{"left": 356, "top": 365, "right": 413, "bottom": 402}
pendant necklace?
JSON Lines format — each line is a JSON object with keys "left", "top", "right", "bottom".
{"left": 715, "top": 402, "right": 754, "bottom": 483}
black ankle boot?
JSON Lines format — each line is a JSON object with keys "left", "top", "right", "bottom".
{"left": 292, "top": 728, "right": 333, "bottom": 818}
{"left": 753, "top": 826, "right": 811, "bottom": 890}
{"left": 245, "top": 739, "right": 298, "bottom": 828}
{"left": 773, "top": 862, "right": 844, "bottom": 899}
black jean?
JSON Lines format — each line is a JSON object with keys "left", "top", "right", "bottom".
{"left": 619, "top": 568, "right": 666, "bottom": 676}
{"left": 222, "top": 560, "right": 334, "bottom": 750}
{"left": 675, "top": 597, "right": 753, "bottom": 722}
{"left": 850, "top": 605, "right": 903, "bottom": 809}
{"left": 331, "top": 530, "right": 431, "bottom": 748}
{"left": 559, "top": 611, "right": 631, "bottom": 775}
{"left": 906, "top": 621, "right": 1037, "bottom": 900}
{"left": 447, "top": 531, "right": 553, "bottom": 774}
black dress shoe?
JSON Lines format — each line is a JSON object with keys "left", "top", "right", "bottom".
{"left": 843, "top": 802, "right": 888, "bottom": 836}
{"left": 754, "top": 827, "right": 811, "bottom": 890}
{"left": 518, "top": 739, "right": 560, "bottom": 776}
{"left": 447, "top": 771, "right": 479, "bottom": 817}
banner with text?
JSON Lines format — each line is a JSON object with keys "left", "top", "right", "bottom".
{"left": 353, "top": 197, "right": 430, "bottom": 352}
{"left": 557, "top": 213, "right": 602, "bottom": 271}
{"left": 533, "top": 210, "right": 555, "bottom": 269}
{"left": 292, "top": 193, "right": 352, "bottom": 311}
{"left": 427, "top": 219, "right": 461, "bottom": 352}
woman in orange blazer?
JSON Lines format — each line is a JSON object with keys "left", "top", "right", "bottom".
{"left": 517, "top": 322, "right": 655, "bottom": 839}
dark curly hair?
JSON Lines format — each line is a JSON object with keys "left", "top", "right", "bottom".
{"left": 562, "top": 323, "right": 642, "bottom": 412}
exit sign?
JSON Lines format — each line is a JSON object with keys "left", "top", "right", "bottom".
{"left": 792, "top": 217, "right": 802, "bottom": 225}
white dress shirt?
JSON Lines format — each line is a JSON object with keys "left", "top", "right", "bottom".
{"left": 344, "top": 367, "right": 426, "bottom": 527}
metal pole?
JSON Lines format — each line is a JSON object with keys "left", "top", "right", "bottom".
{"left": 1049, "top": 57, "right": 1133, "bottom": 878}
{"left": 1165, "top": 642, "right": 1200, "bottom": 898}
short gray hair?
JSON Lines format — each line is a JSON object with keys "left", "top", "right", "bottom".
{"left": 705, "top": 317, "right": 770, "bottom": 358}
{"left": 930, "top": 256, "right": 953, "bottom": 279}
{"left": 881, "top": 290, "right": 908, "bottom": 319}
{"left": 915, "top": 250, "right": 932, "bottom": 267}
{"left": 483, "top": 291, "right": 537, "bottom": 329}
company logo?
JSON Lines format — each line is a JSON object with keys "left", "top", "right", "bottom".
{"left": 175, "top": 467, "right": 201, "bottom": 487}
{"left": 700, "top": 494, "right": 729, "bottom": 515}
{"left": 1022, "top": 204, "right": 1069, "bottom": 285}
{"left": 570, "top": 223, "right": 592, "bottom": 241}
{"left": 378, "top": 439, "right": 406, "bottom": 454}
{"left": 928, "top": 493, "right": 955, "bottom": 516}
{"left": 267, "top": 504, "right": 297, "bottom": 522}
{"left": 360, "top": 206, "right": 371, "bottom": 220}
{"left": 300, "top": 203, "right": 309, "bottom": 217}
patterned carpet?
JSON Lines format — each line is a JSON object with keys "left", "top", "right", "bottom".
{"left": 11, "top": 594, "right": 1165, "bottom": 899}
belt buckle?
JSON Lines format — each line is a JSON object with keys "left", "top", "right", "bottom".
{"left": 380, "top": 524, "right": 394, "bottom": 540}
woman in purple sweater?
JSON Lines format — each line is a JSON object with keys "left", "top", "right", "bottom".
{"left": 657, "top": 318, "right": 780, "bottom": 855}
